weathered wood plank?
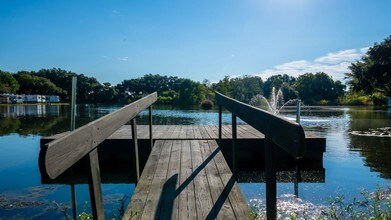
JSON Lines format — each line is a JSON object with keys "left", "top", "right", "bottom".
{"left": 140, "top": 140, "right": 173, "bottom": 219}
{"left": 44, "top": 93, "right": 157, "bottom": 179}
{"left": 193, "top": 125, "right": 203, "bottom": 139}
{"left": 158, "top": 140, "right": 181, "bottom": 219}
{"left": 207, "top": 140, "right": 252, "bottom": 219}
{"left": 198, "top": 125, "right": 211, "bottom": 139}
{"left": 191, "top": 140, "right": 215, "bottom": 219}
{"left": 205, "top": 125, "right": 217, "bottom": 139}
{"left": 186, "top": 125, "right": 195, "bottom": 139}
{"left": 199, "top": 140, "right": 235, "bottom": 220}
{"left": 178, "top": 140, "right": 197, "bottom": 220}
{"left": 123, "top": 140, "right": 165, "bottom": 219}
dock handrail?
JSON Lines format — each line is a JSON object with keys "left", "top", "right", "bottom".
{"left": 215, "top": 91, "right": 306, "bottom": 220}
{"left": 41, "top": 92, "right": 157, "bottom": 220}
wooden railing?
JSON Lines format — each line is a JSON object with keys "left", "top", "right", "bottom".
{"left": 215, "top": 92, "right": 306, "bottom": 220}
{"left": 41, "top": 92, "right": 157, "bottom": 220}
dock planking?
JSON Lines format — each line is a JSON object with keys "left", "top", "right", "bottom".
{"left": 104, "top": 125, "right": 321, "bottom": 140}
{"left": 123, "top": 139, "right": 252, "bottom": 220}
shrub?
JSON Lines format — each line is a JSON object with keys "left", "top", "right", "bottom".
{"left": 200, "top": 99, "right": 213, "bottom": 110}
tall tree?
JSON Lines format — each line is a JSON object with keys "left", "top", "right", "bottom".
{"left": 14, "top": 72, "right": 64, "bottom": 95}
{"left": 0, "top": 70, "right": 19, "bottom": 93}
{"left": 263, "top": 74, "right": 296, "bottom": 99}
{"left": 346, "top": 35, "right": 391, "bottom": 96}
{"left": 295, "top": 72, "right": 345, "bottom": 104}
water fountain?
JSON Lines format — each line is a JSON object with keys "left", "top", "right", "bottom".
{"left": 249, "top": 87, "right": 301, "bottom": 116}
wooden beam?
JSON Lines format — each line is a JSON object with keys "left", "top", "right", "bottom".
{"left": 215, "top": 92, "right": 306, "bottom": 158}
{"left": 44, "top": 92, "right": 157, "bottom": 179}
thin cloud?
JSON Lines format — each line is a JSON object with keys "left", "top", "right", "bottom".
{"left": 256, "top": 47, "right": 369, "bottom": 81}
{"left": 118, "top": 57, "right": 129, "bottom": 62}
{"left": 315, "top": 49, "right": 361, "bottom": 64}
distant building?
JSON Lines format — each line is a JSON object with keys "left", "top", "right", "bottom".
{"left": 25, "top": 95, "right": 42, "bottom": 103}
{"left": 46, "top": 95, "right": 60, "bottom": 103}
{"left": 11, "top": 94, "right": 24, "bottom": 104}
{"left": 0, "top": 95, "right": 11, "bottom": 104}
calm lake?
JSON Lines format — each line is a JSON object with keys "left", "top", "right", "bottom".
{"left": 0, "top": 104, "right": 390, "bottom": 219}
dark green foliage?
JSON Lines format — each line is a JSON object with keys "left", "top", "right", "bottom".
{"left": 295, "top": 72, "right": 345, "bottom": 104}
{"left": 346, "top": 35, "right": 391, "bottom": 103}
{"left": 117, "top": 74, "right": 207, "bottom": 105}
{"left": 0, "top": 70, "right": 19, "bottom": 93}
{"left": 263, "top": 74, "right": 296, "bottom": 99}
{"left": 14, "top": 71, "right": 64, "bottom": 95}
{"left": 212, "top": 75, "right": 263, "bottom": 103}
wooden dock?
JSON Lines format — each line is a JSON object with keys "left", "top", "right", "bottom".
{"left": 39, "top": 92, "right": 324, "bottom": 220}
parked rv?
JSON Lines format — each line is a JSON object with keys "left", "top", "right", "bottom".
{"left": 46, "top": 95, "right": 60, "bottom": 103}
{"left": 25, "top": 95, "right": 42, "bottom": 103}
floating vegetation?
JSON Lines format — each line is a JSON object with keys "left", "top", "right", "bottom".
{"left": 350, "top": 127, "right": 391, "bottom": 137}
{"left": 0, "top": 186, "right": 130, "bottom": 219}
{"left": 249, "top": 187, "right": 391, "bottom": 220}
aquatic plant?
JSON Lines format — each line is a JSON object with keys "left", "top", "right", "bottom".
{"left": 249, "top": 187, "right": 391, "bottom": 220}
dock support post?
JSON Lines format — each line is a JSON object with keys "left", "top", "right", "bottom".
{"left": 132, "top": 118, "right": 140, "bottom": 183}
{"left": 296, "top": 100, "right": 301, "bottom": 124}
{"left": 88, "top": 148, "right": 104, "bottom": 220}
{"left": 71, "top": 184, "right": 77, "bottom": 220}
{"left": 149, "top": 106, "right": 153, "bottom": 149}
{"left": 231, "top": 114, "right": 237, "bottom": 177}
{"left": 265, "top": 138, "right": 277, "bottom": 220}
{"left": 70, "top": 76, "right": 77, "bottom": 219}
{"left": 218, "top": 105, "right": 222, "bottom": 146}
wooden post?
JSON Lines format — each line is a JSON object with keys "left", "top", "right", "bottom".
{"left": 296, "top": 101, "right": 301, "bottom": 124}
{"left": 70, "top": 76, "right": 77, "bottom": 220}
{"left": 231, "top": 114, "right": 237, "bottom": 177}
{"left": 265, "top": 138, "right": 277, "bottom": 220}
{"left": 149, "top": 106, "right": 153, "bottom": 149}
{"left": 131, "top": 118, "right": 140, "bottom": 182}
{"left": 70, "top": 76, "right": 77, "bottom": 131}
{"left": 71, "top": 184, "right": 77, "bottom": 220}
{"left": 294, "top": 165, "right": 300, "bottom": 198}
{"left": 218, "top": 105, "right": 222, "bottom": 146}
{"left": 88, "top": 148, "right": 104, "bottom": 220}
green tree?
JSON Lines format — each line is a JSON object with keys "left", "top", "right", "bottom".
{"left": 212, "top": 76, "right": 232, "bottom": 97}
{"left": 0, "top": 70, "right": 19, "bottom": 93}
{"left": 230, "top": 75, "right": 263, "bottom": 103}
{"left": 263, "top": 74, "right": 296, "bottom": 99}
{"left": 295, "top": 72, "right": 345, "bottom": 104}
{"left": 346, "top": 35, "right": 391, "bottom": 97}
{"left": 177, "top": 79, "right": 206, "bottom": 105}
{"left": 14, "top": 71, "right": 64, "bottom": 95}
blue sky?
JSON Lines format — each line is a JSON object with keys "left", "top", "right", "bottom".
{"left": 1, "top": 0, "right": 390, "bottom": 84}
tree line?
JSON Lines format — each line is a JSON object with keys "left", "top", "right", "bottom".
{"left": 1, "top": 35, "right": 390, "bottom": 106}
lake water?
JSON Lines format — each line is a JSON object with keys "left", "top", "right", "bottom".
{"left": 0, "top": 104, "right": 390, "bottom": 219}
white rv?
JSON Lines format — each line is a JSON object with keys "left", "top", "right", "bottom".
{"left": 25, "top": 95, "right": 42, "bottom": 103}
{"left": 46, "top": 95, "right": 60, "bottom": 103}
{"left": 12, "top": 95, "right": 24, "bottom": 104}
